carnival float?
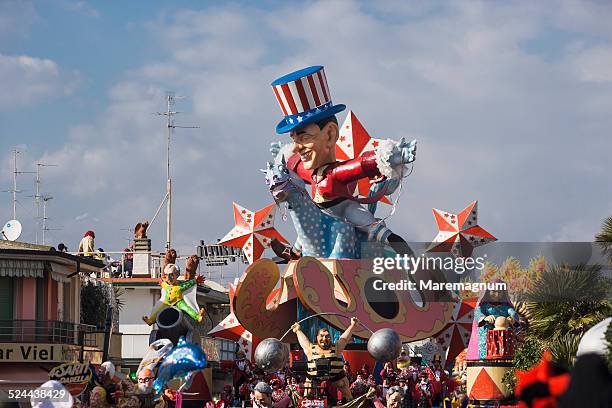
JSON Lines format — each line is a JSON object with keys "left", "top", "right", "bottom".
{"left": 201, "top": 65, "right": 523, "bottom": 407}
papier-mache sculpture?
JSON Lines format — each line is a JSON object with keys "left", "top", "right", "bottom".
{"left": 268, "top": 65, "right": 417, "bottom": 260}
{"left": 143, "top": 263, "right": 205, "bottom": 325}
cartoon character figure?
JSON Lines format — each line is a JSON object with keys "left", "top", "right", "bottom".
{"left": 142, "top": 263, "right": 205, "bottom": 325}
{"left": 292, "top": 318, "right": 360, "bottom": 401}
{"left": 269, "top": 66, "right": 417, "bottom": 259}
{"left": 90, "top": 386, "right": 110, "bottom": 408}
{"left": 468, "top": 281, "right": 518, "bottom": 360}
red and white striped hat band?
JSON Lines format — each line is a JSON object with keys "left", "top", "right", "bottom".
{"left": 272, "top": 68, "right": 332, "bottom": 116}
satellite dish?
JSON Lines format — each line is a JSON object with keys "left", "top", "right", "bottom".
{"left": 1, "top": 219, "right": 22, "bottom": 241}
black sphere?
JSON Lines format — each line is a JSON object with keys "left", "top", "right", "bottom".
{"left": 254, "top": 338, "right": 289, "bottom": 372}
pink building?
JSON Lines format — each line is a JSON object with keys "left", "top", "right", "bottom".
{"left": 0, "top": 241, "right": 105, "bottom": 396}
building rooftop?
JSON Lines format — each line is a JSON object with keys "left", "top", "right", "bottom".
{"left": 0, "top": 240, "right": 105, "bottom": 272}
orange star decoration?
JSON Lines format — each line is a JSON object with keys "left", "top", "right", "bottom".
{"left": 219, "top": 202, "right": 288, "bottom": 264}
{"left": 427, "top": 201, "right": 497, "bottom": 258}
{"left": 335, "top": 110, "right": 391, "bottom": 205}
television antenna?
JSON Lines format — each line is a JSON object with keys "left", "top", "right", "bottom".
{"left": 1, "top": 219, "right": 22, "bottom": 241}
{"left": 29, "top": 162, "right": 58, "bottom": 244}
{"left": 153, "top": 92, "right": 199, "bottom": 251}
{"left": 1, "top": 149, "right": 35, "bottom": 220}
{"left": 120, "top": 226, "right": 133, "bottom": 247}
{"left": 41, "top": 194, "right": 61, "bottom": 245}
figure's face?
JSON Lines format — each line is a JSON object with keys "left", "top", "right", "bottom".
{"left": 254, "top": 391, "right": 272, "bottom": 408}
{"left": 164, "top": 271, "right": 178, "bottom": 285}
{"left": 138, "top": 368, "right": 154, "bottom": 391}
{"left": 290, "top": 122, "right": 338, "bottom": 170}
{"left": 90, "top": 387, "right": 105, "bottom": 407}
{"left": 317, "top": 329, "right": 331, "bottom": 349}
{"left": 489, "top": 289, "right": 501, "bottom": 302}
{"left": 387, "top": 392, "right": 402, "bottom": 408}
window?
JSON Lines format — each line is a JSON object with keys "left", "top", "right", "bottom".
{"left": 0, "top": 277, "right": 14, "bottom": 320}
{"left": 36, "top": 276, "right": 46, "bottom": 321}
{"left": 219, "top": 339, "right": 237, "bottom": 361}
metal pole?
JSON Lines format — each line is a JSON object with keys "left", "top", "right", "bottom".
{"left": 12, "top": 149, "right": 17, "bottom": 220}
{"left": 42, "top": 198, "right": 47, "bottom": 245}
{"left": 35, "top": 166, "right": 40, "bottom": 243}
{"left": 166, "top": 94, "right": 172, "bottom": 251}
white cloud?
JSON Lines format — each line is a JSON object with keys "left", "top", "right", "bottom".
{"left": 570, "top": 46, "right": 612, "bottom": 83}
{"left": 75, "top": 213, "right": 89, "bottom": 221}
{"left": 0, "top": 53, "right": 79, "bottom": 109}
{"left": 4, "top": 0, "right": 611, "bottom": 256}
{"left": 59, "top": 0, "right": 100, "bottom": 18}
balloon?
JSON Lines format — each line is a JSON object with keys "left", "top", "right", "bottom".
{"left": 138, "top": 338, "right": 174, "bottom": 376}
{"left": 367, "top": 328, "right": 402, "bottom": 362}
{"left": 152, "top": 336, "right": 207, "bottom": 396}
{"left": 254, "top": 338, "right": 289, "bottom": 372}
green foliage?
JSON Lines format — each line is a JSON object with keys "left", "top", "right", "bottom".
{"left": 607, "top": 318, "right": 612, "bottom": 371}
{"left": 114, "top": 286, "right": 125, "bottom": 312}
{"left": 80, "top": 282, "right": 109, "bottom": 328}
{"left": 503, "top": 262, "right": 611, "bottom": 393}
{"left": 549, "top": 333, "right": 581, "bottom": 367}
{"left": 595, "top": 215, "right": 612, "bottom": 264}
{"left": 503, "top": 337, "right": 545, "bottom": 392}
{"left": 525, "top": 264, "right": 611, "bottom": 342}
{"left": 80, "top": 281, "right": 125, "bottom": 329}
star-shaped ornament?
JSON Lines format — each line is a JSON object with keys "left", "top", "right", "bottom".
{"left": 427, "top": 201, "right": 496, "bottom": 258}
{"left": 335, "top": 110, "right": 391, "bottom": 205}
{"left": 219, "top": 202, "right": 288, "bottom": 263}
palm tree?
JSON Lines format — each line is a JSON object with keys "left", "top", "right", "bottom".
{"left": 526, "top": 264, "right": 611, "bottom": 342}
{"left": 595, "top": 215, "right": 612, "bottom": 264}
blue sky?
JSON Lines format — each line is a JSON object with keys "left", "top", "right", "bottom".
{"left": 1, "top": 0, "right": 611, "bottom": 259}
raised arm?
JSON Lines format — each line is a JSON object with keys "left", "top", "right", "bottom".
{"left": 336, "top": 317, "right": 359, "bottom": 353}
{"left": 292, "top": 323, "right": 313, "bottom": 358}
{"left": 179, "top": 279, "right": 197, "bottom": 291}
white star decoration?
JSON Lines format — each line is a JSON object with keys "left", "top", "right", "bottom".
{"left": 219, "top": 202, "right": 288, "bottom": 264}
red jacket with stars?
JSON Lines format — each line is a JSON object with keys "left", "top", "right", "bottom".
{"left": 287, "top": 152, "right": 381, "bottom": 203}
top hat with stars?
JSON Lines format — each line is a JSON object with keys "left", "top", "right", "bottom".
{"left": 271, "top": 65, "right": 346, "bottom": 134}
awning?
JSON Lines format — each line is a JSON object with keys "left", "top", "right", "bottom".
{"left": 0, "top": 259, "right": 44, "bottom": 279}
{"left": 50, "top": 270, "right": 69, "bottom": 283}
{"left": 0, "top": 260, "right": 71, "bottom": 283}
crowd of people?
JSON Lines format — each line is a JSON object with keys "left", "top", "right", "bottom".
{"left": 227, "top": 350, "right": 468, "bottom": 408}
